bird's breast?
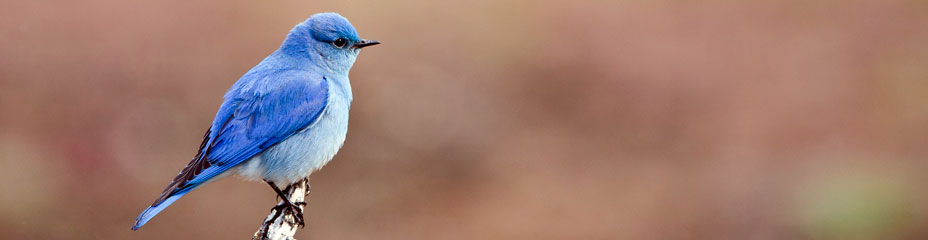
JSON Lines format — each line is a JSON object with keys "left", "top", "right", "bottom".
{"left": 238, "top": 90, "right": 351, "bottom": 185}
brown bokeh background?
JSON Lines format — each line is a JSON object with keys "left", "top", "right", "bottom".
{"left": 1, "top": 0, "right": 927, "bottom": 239}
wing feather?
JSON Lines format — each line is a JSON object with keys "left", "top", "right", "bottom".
{"left": 132, "top": 70, "right": 328, "bottom": 230}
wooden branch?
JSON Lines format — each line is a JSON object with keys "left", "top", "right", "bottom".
{"left": 253, "top": 178, "right": 309, "bottom": 240}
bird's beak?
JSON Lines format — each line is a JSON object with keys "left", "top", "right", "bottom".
{"left": 353, "top": 39, "right": 380, "bottom": 49}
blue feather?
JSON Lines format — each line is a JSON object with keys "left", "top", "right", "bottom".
{"left": 132, "top": 59, "right": 329, "bottom": 230}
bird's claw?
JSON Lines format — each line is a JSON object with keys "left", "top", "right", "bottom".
{"left": 268, "top": 201, "right": 306, "bottom": 227}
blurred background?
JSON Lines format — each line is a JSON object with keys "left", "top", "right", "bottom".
{"left": 1, "top": 0, "right": 927, "bottom": 239}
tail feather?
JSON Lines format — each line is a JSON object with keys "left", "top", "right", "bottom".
{"left": 131, "top": 193, "right": 186, "bottom": 230}
{"left": 131, "top": 165, "right": 231, "bottom": 230}
{"left": 132, "top": 131, "right": 213, "bottom": 231}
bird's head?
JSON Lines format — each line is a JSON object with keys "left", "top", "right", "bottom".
{"left": 281, "top": 12, "right": 379, "bottom": 74}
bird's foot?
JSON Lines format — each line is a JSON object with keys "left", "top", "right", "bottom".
{"left": 268, "top": 200, "right": 306, "bottom": 227}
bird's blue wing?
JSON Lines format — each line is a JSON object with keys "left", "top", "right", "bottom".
{"left": 132, "top": 70, "right": 328, "bottom": 230}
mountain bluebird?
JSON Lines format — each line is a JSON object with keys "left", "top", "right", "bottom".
{"left": 132, "top": 12, "right": 378, "bottom": 230}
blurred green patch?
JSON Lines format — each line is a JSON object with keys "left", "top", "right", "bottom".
{"left": 797, "top": 169, "right": 913, "bottom": 240}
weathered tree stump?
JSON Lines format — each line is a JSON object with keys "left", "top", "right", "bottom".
{"left": 253, "top": 178, "right": 309, "bottom": 240}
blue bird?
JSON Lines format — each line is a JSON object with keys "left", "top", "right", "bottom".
{"left": 132, "top": 12, "right": 378, "bottom": 230}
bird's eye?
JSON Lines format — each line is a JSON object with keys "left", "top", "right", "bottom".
{"left": 333, "top": 38, "right": 348, "bottom": 48}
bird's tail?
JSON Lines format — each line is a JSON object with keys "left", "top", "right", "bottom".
{"left": 131, "top": 192, "right": 187, "bottom": 230}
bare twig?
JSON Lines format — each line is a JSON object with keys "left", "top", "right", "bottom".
{"left": 253, "top": 178, "right": 309, "bottom": 240}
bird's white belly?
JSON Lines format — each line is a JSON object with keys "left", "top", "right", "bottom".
{"left": 231, "top": 94, "right": 350, "bottom": 186}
